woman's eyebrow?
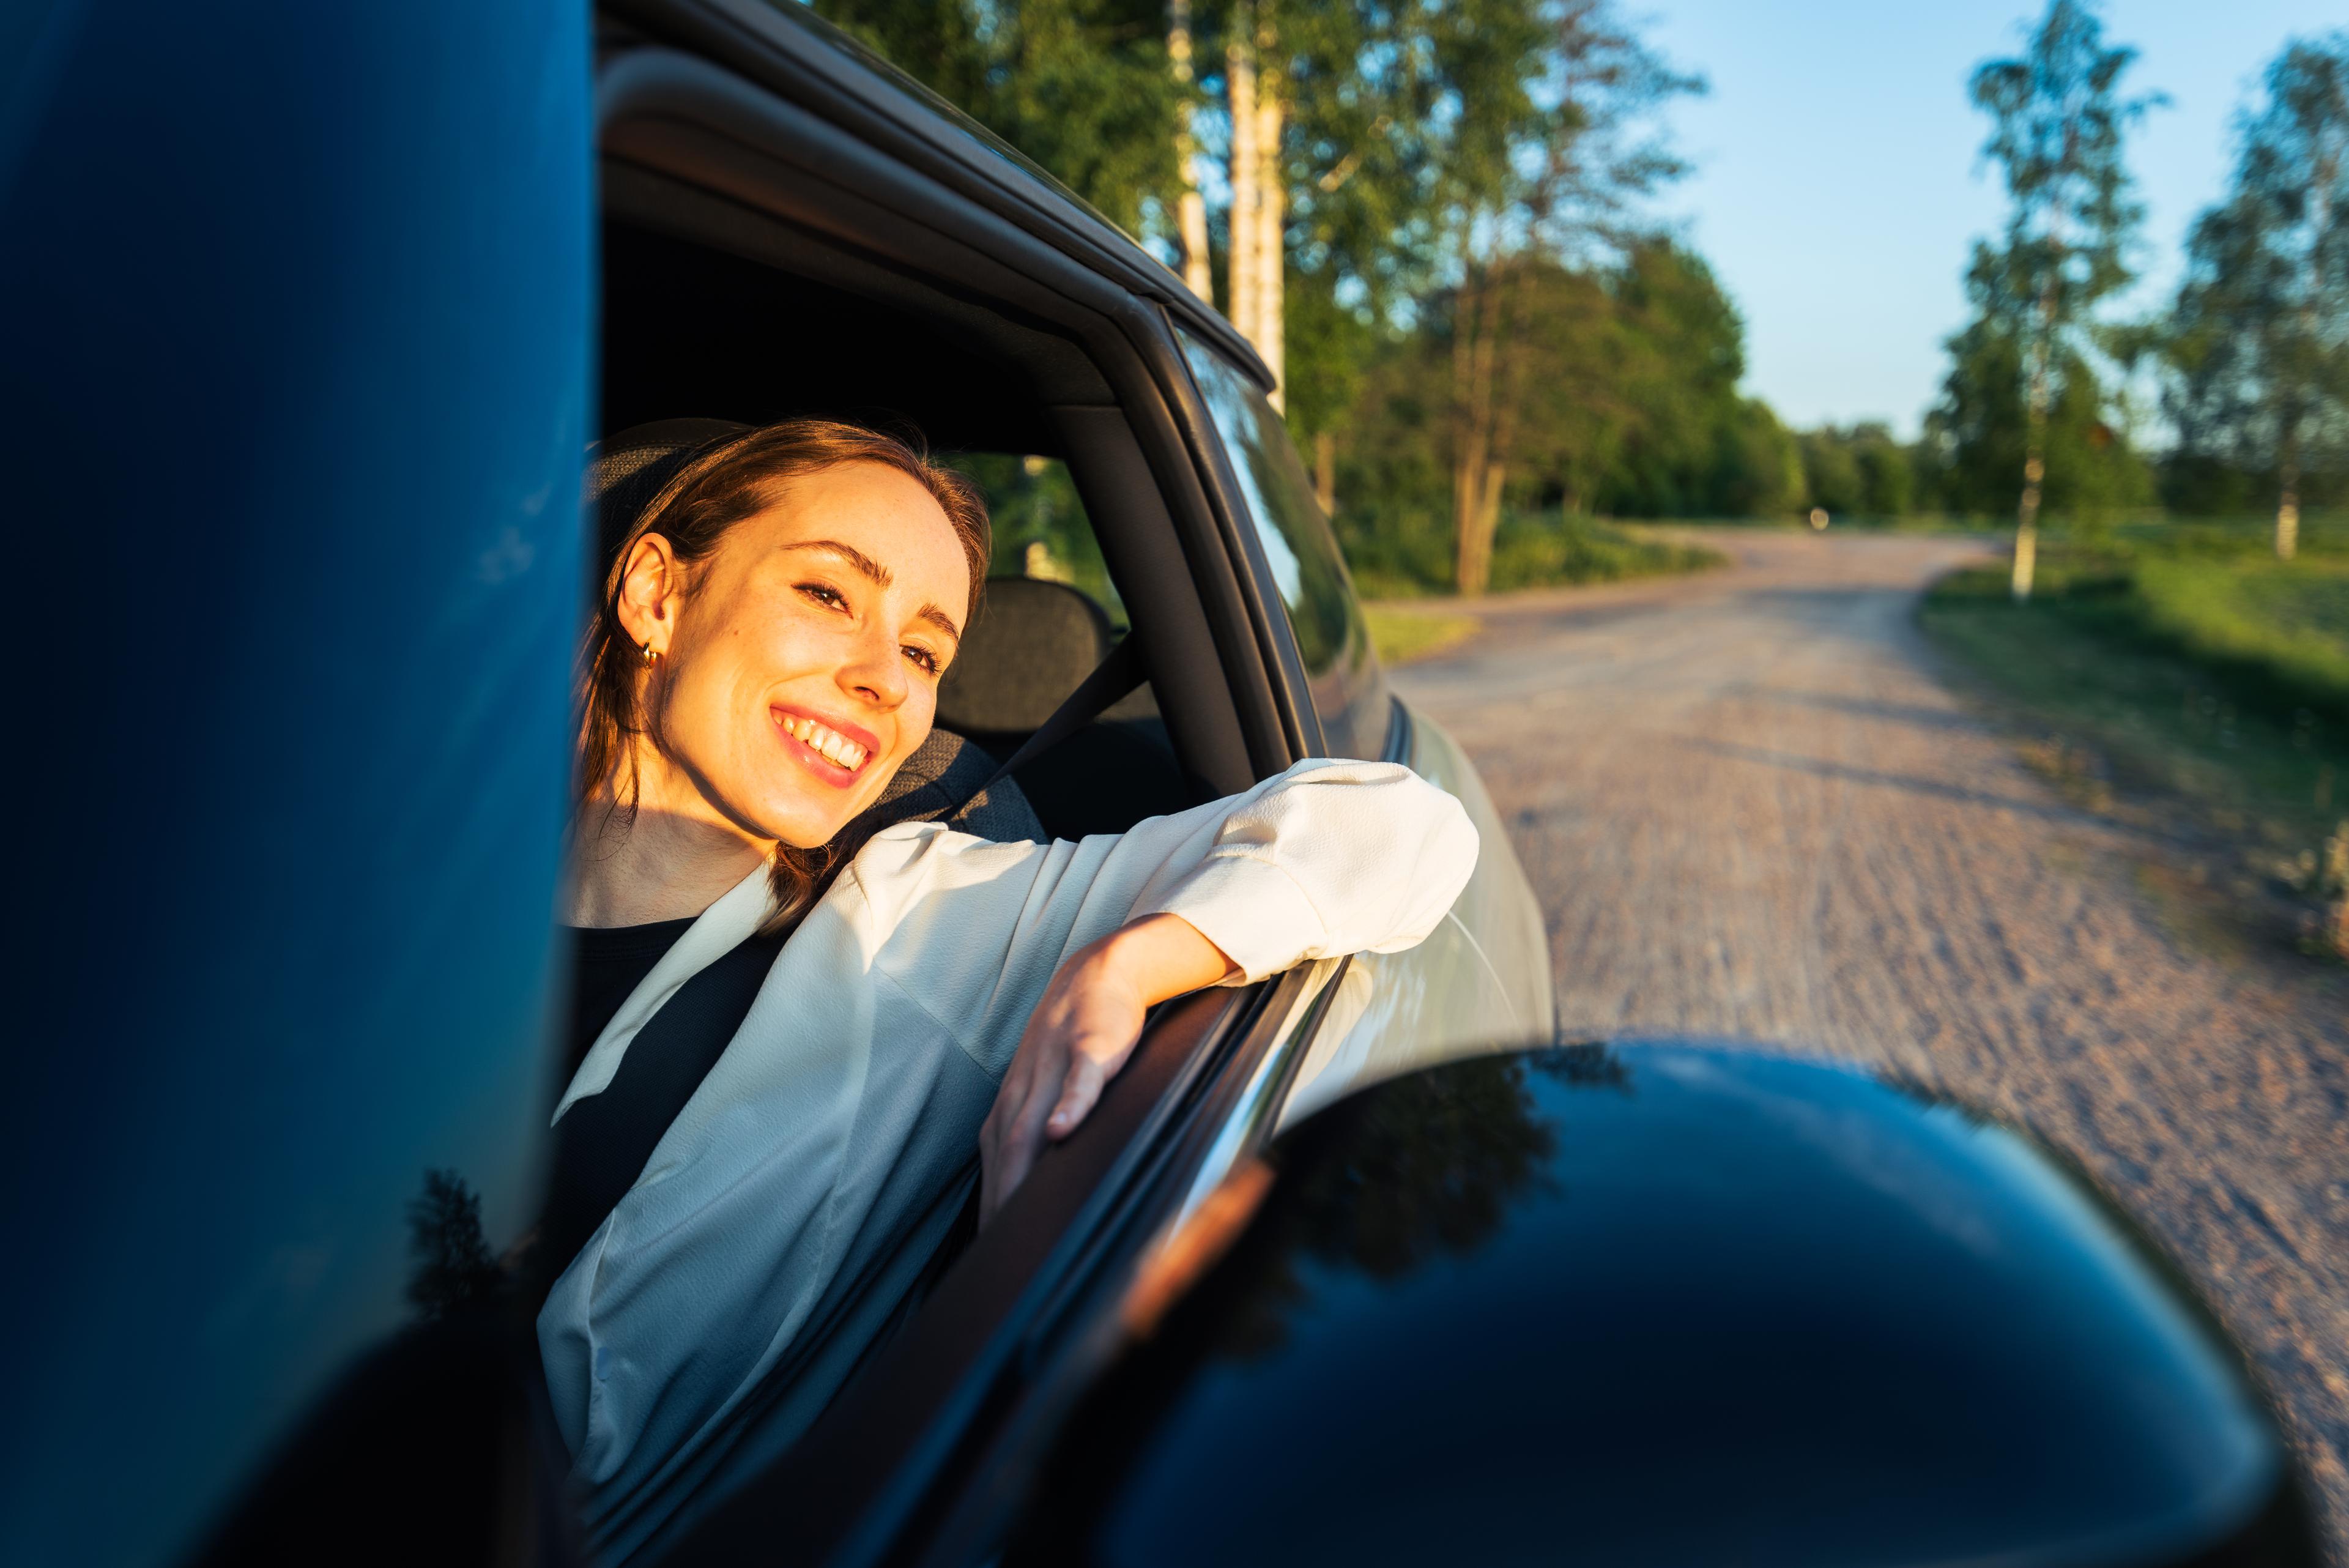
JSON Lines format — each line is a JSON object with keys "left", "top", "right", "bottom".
{"left": 916, "top": 604, "right": 962, "bottom": 647}
{"left": 784, "top": 538, "right": 891, "bottom": 587}
{"left": 788, "top": 538, "right": 960, "bottom": 646}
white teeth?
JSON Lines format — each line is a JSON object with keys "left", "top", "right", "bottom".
{"left": 780, "top": 713, "right": 866, "bottom": 770}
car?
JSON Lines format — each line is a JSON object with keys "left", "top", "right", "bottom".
{"left": 0, "top": 1, "right": 2318, "bottom": 1566}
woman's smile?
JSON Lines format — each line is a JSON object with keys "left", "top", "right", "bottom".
{"left": 771, "top": 702, "right": 880, "bottom": 786}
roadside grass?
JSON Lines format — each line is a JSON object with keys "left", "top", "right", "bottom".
{"left": 1362, "top": 604, "right": 1482, "bottom": 666}
{"left": 1344, "top": 509, "right": 1724, "bottom": 600}
{"left": 1918, "top": 524, "right": 2348, "bottom": 959}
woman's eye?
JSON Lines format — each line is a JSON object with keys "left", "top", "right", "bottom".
{"left": 903, "top": 646, "right": 941, "bottom": 677}
{"left": 797, "top": 582, "right": 848, "bottom": 611}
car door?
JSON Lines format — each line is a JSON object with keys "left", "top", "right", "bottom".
{"left": 1174, "top": 340, "right": 1555, "bottom": 1123}
{"left": 2, "top": 2, "right": 594, "bottom": 1564}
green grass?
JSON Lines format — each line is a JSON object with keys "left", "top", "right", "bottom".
{"left": 1920, "top": 548, "right": 2348, "bottom": 954}
{"left": 2129, "top": 557, "right": 2349, "bottom": 723}
{"left": 1345, "top": 510, "right": 1724, "bottom": 600}
{"left": 1362, "top": 605, "right": 1483, "bottom": 666}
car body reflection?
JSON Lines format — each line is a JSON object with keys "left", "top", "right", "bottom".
{"left": 1011, "top": 1042, "right": 2315, "bottom": 1568}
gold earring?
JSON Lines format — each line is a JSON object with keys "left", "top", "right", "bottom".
{"left": 640, "top": 640, "right": 658, "bottom": 667}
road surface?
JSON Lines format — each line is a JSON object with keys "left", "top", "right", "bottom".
{"left": 1390, "top": 528, "right": 2349, "bottom": 1550}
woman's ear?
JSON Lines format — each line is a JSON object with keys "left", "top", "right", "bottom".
{"left": 614, "top": 533, "right": 685, "bottom": 659}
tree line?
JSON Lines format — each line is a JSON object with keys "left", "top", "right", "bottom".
{"left": 1935, "top": 1, "right": 2345, "bottom": 597}
{"left": 810, "top": 0, "right": 2347, "bottom": 594}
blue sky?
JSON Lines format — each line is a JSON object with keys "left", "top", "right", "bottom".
{"left": 1639, "top": 0, "right": 2343, "bottom": 439}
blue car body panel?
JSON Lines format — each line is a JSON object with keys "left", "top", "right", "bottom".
{"left": 1, "top": 2, "right": 590, "bottom": 1562}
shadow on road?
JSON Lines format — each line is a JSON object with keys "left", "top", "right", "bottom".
{"left": 1724, "top": 686, "right": 2000, "bottom": 737}
{"left": 1674, "top": 735, "right": 2172, "bottom": 839}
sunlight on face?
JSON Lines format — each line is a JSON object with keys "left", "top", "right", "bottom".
{"left": 648, "top": 462, "right": 970, "bottom": 849}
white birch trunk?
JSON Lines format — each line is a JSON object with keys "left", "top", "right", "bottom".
{"left": 1168, "top": 0, "right": 1214, "bottom": 302}
{"left": 1255, "top": 54, "right": 1285, "bottom": 407}
{"left": 1226, "top": 10, "right": 1260, "bottom": 347}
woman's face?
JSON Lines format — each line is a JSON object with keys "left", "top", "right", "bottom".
{"left": 619, "top": 461, "right": 971, "bottom": 850}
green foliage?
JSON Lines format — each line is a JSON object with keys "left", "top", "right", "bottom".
{"left": 1969, "top": 0, "right": 2159, "bottom": 315}
{"left": 809, "top": 0, "right": 1181, "bottom": 234}
{"left": 947, "top": 453, "right": 1128, "bottom": 626}
{"left": 1485, "top": 511, "right": 1724, "bottom": 592}
{"left": 1326, "top": 238, "right": 1807, "bottom": 557}
{"left": 1938, "top": 0, "right": 2161, "bottom": 535}
{"left": 1792, "top": 422, "right": 1924, "bottom": 519}
{"left": 1798, "top": 428, "right": 1863, "bottom": 515}
{"left": 2165, "top": 32, "right": 2349, "bottom": 515}
{"left": 1341, "top": 504, "right": 1720, "bottom": 599}
{"left": 1925, "top": 281, "right": 2154, "bottom": 520}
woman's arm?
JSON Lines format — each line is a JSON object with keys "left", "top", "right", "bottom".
{"left": 978, "top": 913, "right": 1234, "bottom": 1219}
{"left": 967, "top": 759, "right": 1479, "bottom": 1221}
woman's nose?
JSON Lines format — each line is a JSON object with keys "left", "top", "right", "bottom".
{"left": 839, "top": 622, "right": 908, "bottom": 708}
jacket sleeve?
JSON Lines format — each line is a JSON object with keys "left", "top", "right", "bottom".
{"left": 1130, "top": 758, "right": 1479, "bottom": 983}
{"left": 851, "top": 759, "right": 1479, "bottom": 1077}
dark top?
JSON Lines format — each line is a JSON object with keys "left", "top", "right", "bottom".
{"left": 536, "top": 918, "right": 789, "bottom": 1294}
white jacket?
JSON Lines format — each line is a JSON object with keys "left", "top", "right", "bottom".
{"left": 539, "top": 758, "right": 1478, "bottom": 1559}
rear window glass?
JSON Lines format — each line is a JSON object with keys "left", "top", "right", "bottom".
{"left": 950, "top": 453, "right": 1127, "bottom": 631}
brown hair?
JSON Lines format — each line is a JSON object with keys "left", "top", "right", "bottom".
{"left": 577, "top": 418, "right": 990, "bottom": 927}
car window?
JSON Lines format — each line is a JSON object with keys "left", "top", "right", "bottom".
{"left": 949, "top": 453, "right": 1127, "bottom": 631}
{"left": 1178, "top": 336, "right": 1386, "bottom": 759}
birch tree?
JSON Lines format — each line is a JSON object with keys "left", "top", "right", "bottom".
{"left": 2169, "top": 34, "right": 2348, "bottom": 560}
{"left": 1967, "top": 0, "right": 2159, "bottom": 600}
{"left": 1168, "top": 0, "right": 1215, "bottom": 300}
{"left": 1218, "top": 0, "right": 1288, "bottom": 401}
{"left": 1436, "top": 0, "right": 1696, "bottom": 595}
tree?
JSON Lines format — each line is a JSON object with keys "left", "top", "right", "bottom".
{"left": 405, "top": 1169, "right": 502, "bottom": 1320}
{"left": 1792, "top": 423, "right": 1921, "bottom": 519}
{"left": 809, "top": 0, "right": 1183, "bottom": 236}
{"left": 1965, "top": 0, "right": 2161, "bottom": 598}
{"left": 1168, "top": 0, "right": 1215, "bottom": 299}
{"left": 1850, "top": 424, "right": 1917, "bottom": 516}
{"left": 1928, "top": 255, "right": 2152, "bottom": 524}
{"left": 1594, "top": 240, "right": 1774, "bottom": 518}
{"left": 1437, "top": 0, "right": 1699, "bottom": 593}
{"left": 1798, "top": 430, "right": 1861, "bottom": 516}
{"left": 2169, "top": 34, "right": 2348, "bottom": 559}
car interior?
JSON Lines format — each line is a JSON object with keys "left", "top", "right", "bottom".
{"left": 599, "top": 215, "right": 1242, "bottom": 841}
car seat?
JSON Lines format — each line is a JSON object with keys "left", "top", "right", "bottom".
{"left": 939, "top": 575, "right": 1192, "bottom": 839}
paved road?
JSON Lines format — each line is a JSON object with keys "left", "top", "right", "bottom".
{"left": 1390, "top": 528, "right": 2349, "bottom": 1551}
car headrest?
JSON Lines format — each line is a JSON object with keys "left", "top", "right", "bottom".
{"left": 587, "top": 418, "right": 749, "bottom": 573}
{"left": 937, "top": 576, "right": 1113, "bottom": 734}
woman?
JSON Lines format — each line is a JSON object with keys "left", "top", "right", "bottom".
{"left": 543, "top": 418, "right": 1476, "bottom": 1558}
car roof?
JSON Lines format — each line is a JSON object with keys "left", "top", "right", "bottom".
{"left": 652, "top": 0, "right": 1276, "bottom": 395}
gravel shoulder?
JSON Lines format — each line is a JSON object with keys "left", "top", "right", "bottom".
{"left": 1392, "top": 527, "right": 2349, "bottom": 1551}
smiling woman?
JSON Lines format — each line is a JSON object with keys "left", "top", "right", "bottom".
{"left": 533, "top": 414, "right": 1482, "bottom": 1558}
{"left": 574, "top": 419, "right": 992, "bottom": 931}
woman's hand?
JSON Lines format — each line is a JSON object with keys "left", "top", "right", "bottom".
{"left": 979, "top": 913, "right": 1237, "bottom": 1222}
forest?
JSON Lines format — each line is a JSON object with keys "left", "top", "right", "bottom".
{"left": 809, "top": 0, "right": 2347, "bottom": 596}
